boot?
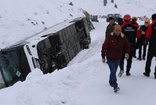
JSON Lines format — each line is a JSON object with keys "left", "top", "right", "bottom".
{"left": 118, "top": 70, "right": 124, "bottom": 77}
{"left": 126, "top": 68, "right": 131, "bottom": 76}
{"left": 143, "top": 72, "right": 150, "bottom": 77}
{"left": 126, "top": 71, "right": 131, "bottom": 76}
{"left": 137, "top": 57, "right": 142, "bottom": 60}
{"left": 109, "top": 81, "right": 113, "bottom": 87}
{"left": 114, "top": 86, "right": 120, "bottom": 92}
{"left": 133, "top": 55, "right": 136, "bottom": 58}
{"left": 143, "top": 56, "right": 145, "bottom": 60}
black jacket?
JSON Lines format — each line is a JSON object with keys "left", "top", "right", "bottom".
{"left": 117, "top": 18, "right": 123, "bottom": 25}
{"left": 139, "top": 25, "right": 149, "bottom": 45}
{"left": 121, "top": 21, "right": 139, "bottom": 47}
{"left": 146, "top": 19, "right": 156, "bottom": 48}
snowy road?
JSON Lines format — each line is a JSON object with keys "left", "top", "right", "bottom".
{"left": 68, "top": 19, "right": 156, "bottom": 105}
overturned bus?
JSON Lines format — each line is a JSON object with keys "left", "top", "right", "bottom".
{"left": 0, "top": 17, "right": 91, "bottom": 87}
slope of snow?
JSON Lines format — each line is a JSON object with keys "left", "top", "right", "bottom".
{"left": 0, "top": 0, "right": 156, "bottom": 105}
{"left": 63, "top": 0, "right": 156, "bottom": 17}
{"left": 0, "top": 19, "right": 156, "bottom": 105}
{"left": 0, "top": 0, "right": 84, "bottom": 48}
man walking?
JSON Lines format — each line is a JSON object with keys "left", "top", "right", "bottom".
{"left": 137, "top": 19, "right": 150, "bottom": 60}
{"left": 118, "top": 14, "right": 141, "bottom": 77}
{"left": 131, "top": 16, "right": 140, "bottom": 58}
{"left": 143, "top": 14, "right": 156, "bottom": 78}
{"left": 105, "top": 17, "right": 116, "bottom": 38}
{"left": 101, "top": 25, "right": 130, "bottom": 92}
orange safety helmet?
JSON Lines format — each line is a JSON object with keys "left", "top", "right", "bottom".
{"left": 145, "top": 19, "right": 150, "bottom": 24}
{"left": 124, "top": 14, "right": 131, "bottom": 21}
{"left": 132, "top": 16, "right": 137, "bottom": 21}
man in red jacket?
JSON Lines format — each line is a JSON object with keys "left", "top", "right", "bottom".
{"left": 143, "top": 14, "right": 156, "bottom": 78}
{"left": 101, "top": 25, "right": 130, "bottom": 92}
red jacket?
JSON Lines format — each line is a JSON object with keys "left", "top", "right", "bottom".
{"left": 101, "top": 32, "right": 130, "bottom": 60}
{"left": 146, "top": 19, "right": 156, "bottom": 38}
{"left": 146, "top": 19, "right": 156, "bottom": 47}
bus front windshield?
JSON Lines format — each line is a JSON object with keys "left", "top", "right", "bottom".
{"left": 0, "top": 50, "right": 24, "bottom": 86}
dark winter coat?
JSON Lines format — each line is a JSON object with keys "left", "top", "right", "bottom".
{"left": 139, "top": 25, "right": 149, "bottom": 45}
{"left": 146, "top": 19, "right": 156, "bottom": 49}
{"left": 101, "top": 32, "right": 130, "bottom": 60}
{"left": 105, "top": 23, "right": 116, "bottom": 38}
{"left": 121, "top": 21, "right": 141, "bottom": 48}
{"left": 117, "top": 18, "right": 123, "bottom": 26}
{"left": 131, "top": 21, "right": 140, "bottom": 29}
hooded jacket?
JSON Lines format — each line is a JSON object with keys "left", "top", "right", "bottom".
{"left": 101, "top": 32, "right": 130, "bottom": 60}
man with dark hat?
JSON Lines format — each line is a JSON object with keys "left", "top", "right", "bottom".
{"left": 143, "top": 14, "right": 156, "bottom": 78}
{"left": 117, "top": 18, "right": 124, "bottom": 26}
{"left": 105, "top": 17, "right": 116, "bottom": 38}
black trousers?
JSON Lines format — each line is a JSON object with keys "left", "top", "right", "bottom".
{"left": 119, "top": 47, "right": 135, "bottom": 72}
{"left": 138, "top": 44, "right": 147, "bottom": 58}
{"left": 145, "top": 46, "right": 156, "bottom": 74}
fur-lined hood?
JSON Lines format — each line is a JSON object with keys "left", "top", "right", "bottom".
{"left": 110, "top": 32, "right": 124, "bottom": 38}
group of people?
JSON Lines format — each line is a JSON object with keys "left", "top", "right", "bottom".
{"left": 101, "top": 14, "right": 156, "bottom": 92}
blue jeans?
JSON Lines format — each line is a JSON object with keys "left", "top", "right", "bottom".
{"left": 107, "top": 58, "right": 120, "bottom": 87}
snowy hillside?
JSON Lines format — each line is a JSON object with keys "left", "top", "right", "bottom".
{"left": 63, "top": 0, "right": 156, "bottom": 17}
{"left": 0, "top": 0, "right": 156, "bottom": 105}
{"left": 0, "top": 0, "right": 84, "bottom": 48}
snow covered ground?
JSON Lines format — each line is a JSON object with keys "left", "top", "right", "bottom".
{"left": 0, "top": 0, "right": 84, "bottom": 49}
{"left": 0, "top": 0, "right": 156, "bottom": 105}
{"left": 63, "top": 0, "right": 156, "bottom": 17}
{"left": 0, "top": 18, "right": 156, "bottom": 105}
{"left": 0, "top": 0, "right": 84, "bottom": 84}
